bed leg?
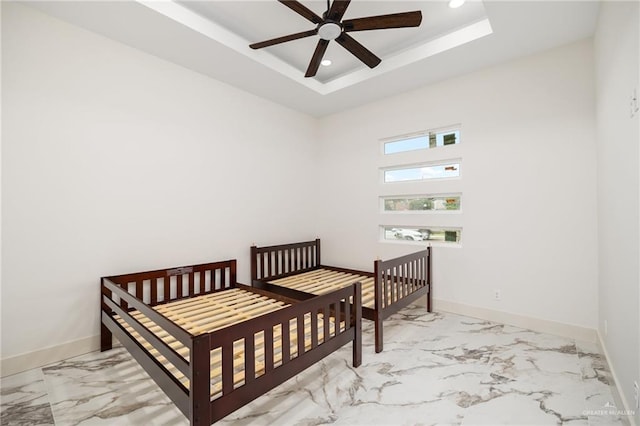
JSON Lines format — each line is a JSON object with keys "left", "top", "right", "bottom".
{"left": 101, "top": 323, "right": 112, "bottom": 352}
{"left": 353, "top": 334, "right": 362, "bottom": 367}
{"left": 353, "top": 282, "right": 362, "bottom": 367}
{"left": 374, "top": 317, "right": 383, "bottom": 353}
{"left": 190, "top": 335, "right": 210, "bottom": 425}
{"left": 427, "top": 246, "right": 433, "bottom": 313}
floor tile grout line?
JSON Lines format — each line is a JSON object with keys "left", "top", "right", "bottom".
{"left": 39, "top": 366, "right": 59, "bottom": 426}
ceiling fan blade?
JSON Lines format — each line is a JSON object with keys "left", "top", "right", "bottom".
{"left": 343, "top": 11, "right": 423, "bottom": 32}
{"left": 305, "top": 39, "right": 330, "bottom": 77}
{"left": 327, "top": 0, "right": 351, "bottom": 22}
{"left": 335, "top": 33, "right": 381, "bottom": 69}
{"left": 278, "top": 0, "right": 323, "bottom": 24}
{"left": 250, "top": 29, "right": 318, "bottom": 49}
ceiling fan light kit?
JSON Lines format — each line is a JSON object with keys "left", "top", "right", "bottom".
{"left": 250, "top": 0, "right": 423, "bottom": 78}
{"left": 318, "top": 22, "right": 342, "bottom": 40}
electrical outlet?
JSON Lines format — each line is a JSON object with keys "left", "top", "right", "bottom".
{"left": 631, "top": 88, "right": 639, "bottom": 118}
{"left": 493, "top": 289, "right": 501, "bottom": 301}
{"left": 634, "top": 381, "right": 639, "bottom": 409}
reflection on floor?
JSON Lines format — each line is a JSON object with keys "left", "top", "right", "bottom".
{"left": 1, "top": 307, "right": 630, "bottom": 425}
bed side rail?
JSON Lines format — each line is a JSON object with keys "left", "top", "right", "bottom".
{"left": 104, "top": 259, "right": 237, "bottom": 308}
{"left": 251, "top": 239, "right": 321, "bottom": 281}
{"left": 205, "top": 282, "right": 362, "bottom": 423}
{"left": 374, "top": 247, "right": 431, "bottom": 311}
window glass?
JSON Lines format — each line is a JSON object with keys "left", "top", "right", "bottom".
{"left": 384, "top": 163, "right": 460, "bottom": 183}
{"left": 384, "top": 135, "right": 428, "bottom": 154}
{"left": 382, "top": 227, "right": 461, "bottom": 243}
{"left": 384, "top": 130, "right": 460, "bottom": 154}
{"left": 383, "top": 196, "right": 460, "bottom": 212}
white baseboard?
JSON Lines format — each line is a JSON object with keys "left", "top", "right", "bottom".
{"left": 417, "top": 297, "right": 598, "bottom": 343}
{"left": 597, "top": 331, "right": 638, "bottom": 426}
{"left": 1, "top": 335, "right": 101, "bottom": 377}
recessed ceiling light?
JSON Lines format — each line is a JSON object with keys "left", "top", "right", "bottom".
{"left": 448, "top": 0, "right": 465, "bottom": 8}
{"left": 321, "top": 59, "right": 332, "bottom": 67}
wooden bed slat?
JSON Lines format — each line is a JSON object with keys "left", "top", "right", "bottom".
{"left": 271, "top": 269, "right": 414, "bottom": 311}
{"left": 156, "top": 290, "right": 287, "bottom": 335}
{"left": 272, "top": 269, "right": 377, "bottom": 308}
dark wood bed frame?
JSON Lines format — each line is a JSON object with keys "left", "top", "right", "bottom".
{"left": 101, "top": 259, "right": 362, "bottom": 425}
{"left": 250, "top": 239, "right": 431, "bottom": 353}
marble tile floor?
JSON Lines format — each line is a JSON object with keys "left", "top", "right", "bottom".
{"left": 1, "top": 307, "right": 631, "bottom": 426}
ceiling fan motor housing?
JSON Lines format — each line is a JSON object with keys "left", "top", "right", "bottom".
{"left": 318, "top": 21, "right": 342, "bottom": 40}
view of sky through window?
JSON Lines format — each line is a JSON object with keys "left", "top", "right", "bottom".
{"left": 384, "top": 130, "right": 460, "bottom": 154}
{"left": 384, "top": 163, "right": 460, "bottom": 182}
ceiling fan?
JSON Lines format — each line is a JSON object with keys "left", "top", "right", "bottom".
{"left": 250, "top": 0, "right": 423, "bottom": 78}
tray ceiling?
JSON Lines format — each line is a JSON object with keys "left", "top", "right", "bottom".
{"left": 24, "top": 1, "right": 600, "bottom": 116}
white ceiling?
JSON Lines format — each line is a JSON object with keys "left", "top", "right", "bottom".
{"left": 26, "top": 0, "right": 600, "bottom": 117}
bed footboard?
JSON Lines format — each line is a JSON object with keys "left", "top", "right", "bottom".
{"left": 373, "top": 247, "right": 432, "bottom": 353}
{"left": 207, "top": 282, "right": 361, "bottom": 423}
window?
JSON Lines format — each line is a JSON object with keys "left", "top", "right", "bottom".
{"left": 383, "top": 163, "right": 460, "bottom": 183}
{"left": 382, "top": 195, "right": 461, "bottom": 212}
{"left": 382, "top": 226, "right": 461, "bottom": 243}
{"left": 378, "top": 125, "right": 463, "bottom": 246}
{"left": 383, "top": 129, "right": 460, "bottom": 155}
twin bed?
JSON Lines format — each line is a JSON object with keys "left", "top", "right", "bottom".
{"left": 251, "top": 239, "right": 432, "bottom": 353}
{"left": 100, "top": 240, "right": 432, "bottom": 425}
{"left": 101, "top": 259, "right": 361, "bottom": 425}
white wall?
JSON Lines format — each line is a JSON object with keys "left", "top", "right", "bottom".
{"left": 594, "top": 1, "right": 640, "bottom": 422}
{"left": 0, "top": 2, "right": 610, "bottom": 378}
{"left": 317, "top": 40, "right": 598, "bottom": 331}
{"left": 1, "top": 3, "right": 318, "bottom": 365}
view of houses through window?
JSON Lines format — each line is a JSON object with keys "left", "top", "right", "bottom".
{"left": 382, "top": 226, "right": 462, "bottom": 243}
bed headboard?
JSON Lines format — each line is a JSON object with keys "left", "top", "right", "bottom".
{"left": 102, "top": 259, "right": 237, "bottom": 308}
{"left": 251, "top": 239, "right": 321, "bottom": 282}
